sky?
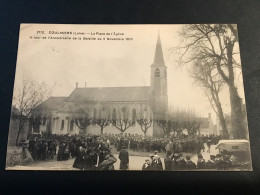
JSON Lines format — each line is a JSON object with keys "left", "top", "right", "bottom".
{"left": 13, "top": 24, "right": 247, "bottom": 123}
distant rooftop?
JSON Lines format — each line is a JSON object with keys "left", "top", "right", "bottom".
{"left": 67, "top": 86, "right": 151, "bottom": 102}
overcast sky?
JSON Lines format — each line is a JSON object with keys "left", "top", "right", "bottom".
{"left": 13, "top": 24, "right": 246, "bottom": 123}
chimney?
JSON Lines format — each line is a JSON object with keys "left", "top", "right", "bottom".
{"left": 76, "top": 82, "right": 78, "bottom": 88}
{"left": 208, "top": 113, "right": 211, "bottom": 119}
{"left": 85, "top": 82, "right": 86, "bottom": 88}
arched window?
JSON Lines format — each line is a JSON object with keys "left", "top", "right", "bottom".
{"left": 60, "top": 120, "right": 64, "bottom": 130}
{"left": 112, "top": 109, "right": 117, "bottom": 119}
{"left": 93, "top": 108, "right": 97, "bottom": 120}
{"left": 121, "top": 107, "right": 127, "bottom": 120}
{"left": 143, "top": 107, "right": 148, "bottom": 119}
{"left": 132, "top": 108, "right": 136, "bottom": 125}
{"left": 93, "top": 108, "right": 97, "bottom": 125}
{"left": 112, "top": 108, "right": 117, "bottom": 124}
{"left": 70, "top": 120, "right": 74, "bottom": 131}
{"left": 101, "top": 107, "right": 106, "bottom": 118}
{"left": 155, "top": 68, "right": 160, "bottom": 77}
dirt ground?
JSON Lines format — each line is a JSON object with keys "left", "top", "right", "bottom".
{"left": 6, "top": 144, "right": 220, "bottom": 171}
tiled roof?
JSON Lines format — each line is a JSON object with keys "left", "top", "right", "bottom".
{"left": 34, "top": 97, "right": 67, "bottom": 111}
{"left": 66, "top": 86, "right": 151, "bottom": 102}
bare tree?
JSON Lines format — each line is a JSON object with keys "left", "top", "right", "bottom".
{"left": 190, "top": 58, "right": 228, "bottom": 136}
{"left": 13, "top": 73, "right": 52, "bottom": 145}
{"left": 170, "top": 120, "right": 183, "bottom": 136}
{"left": 156, "top": 120, "right": 173, "bottom": 137}
{"left": 95, "top": 118, "right": 110, "bottom": 134}
{"left": 70, "top": 104, "right": 92, "bottom": 134}
{"left": 93, "top": 107, "right": 111, "bottom": 134}
{"left": 174, "top": 24, "right": 246, "bottom": 138}
{"left": 136, "top": 118, "right": 153, "bottom": 136}
{"left": 111, "top": 107, "right": 133, "bottom": 133}
{"left": 183, "top": 120, "right": 201, "bottom": 136}
{"left": 72, "top": 115, "right": 92, "bottom": 134}
{"left": 168, "top": 107, "right": 202, "bottom": 136}
{"left": 29, "top": 113, "right": 47, "bottom": 133}
{"left": 111, "top": 119, "right": 133, "bottom": 133}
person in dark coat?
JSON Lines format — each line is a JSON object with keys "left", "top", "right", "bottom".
{"left": 32, "top": 140, "right": 40, "bottom": 160}
{"left": 164, "top": 151, "right": 172, "bottom": 171}
{"left": 98, "top": 154, "right": 117, "bottom": 170}
{"left": 84, "top": 148, "right": 98, "bottom": 170}
{"left": 176, "top": 153, "right": 187, "bottom": 169}
{"left": 63, "top": 145, "right": 70, "bottom": 160}
{"left": 185, "top": 156, "right": 196, "bottom": 169}
{"left": 171, "top": 153, "right": 180, "bottom": 171}
{"left": 57, "top": 143, "right": 65, "bottom": 161}
{"left": 48, "top": 140, "right": 56, "bottom": 159}
{"left": 73, "top": 146, "right": 86, "bottom": 170}
{"left": 197, "top": 154, "right": 206, "bottom": 169}
{"left": 142, "top": 159, "right": 152, "bottom": 171}
{"left": 151, "top": 155, "right": 163, "bottom": 171}
{"left": 41, "top": 140, "right": 48, "bottom": 161}
{"left": 119, "top": 146, "right": 129, "bottom": 170}
{"left": 28, "top": 138, "right": 35, "bottom": 153}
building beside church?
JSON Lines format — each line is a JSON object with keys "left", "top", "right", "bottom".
{"left": 33, "top": 33, "right": 169, "bottom": 137}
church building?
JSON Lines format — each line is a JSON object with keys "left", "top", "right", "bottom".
{"left": 34, "top": 33, "right": 168, "bottom": 137}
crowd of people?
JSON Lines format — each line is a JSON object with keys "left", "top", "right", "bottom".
{"left": 27, "top": 133, "right": 116, "bottom": 170}
{"left": 24, "top": 132, "right": 223, "bottom": 170}
{"left": 111, "top": 133, "right": 220, "bottom": 154}
{"left": 142, "top": 150, "right": 237, "bottom": 171}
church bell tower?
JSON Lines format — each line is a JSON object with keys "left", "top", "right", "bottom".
{"left": 150, "top": 32, "right": 168, "bottom": 136}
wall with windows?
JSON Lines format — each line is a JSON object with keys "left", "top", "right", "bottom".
{"left": 38, "top": 102, "right": 154, "bottom": 136}
{"left": 48, "top": 112, "right": 78, "bottom": 135}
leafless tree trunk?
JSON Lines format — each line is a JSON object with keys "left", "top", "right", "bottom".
{"left": 136, "top": 119, "right": 153, "bottom": 136}
{"left": 156, "top": 120, "right": 174, "bottom": 137}
{"left": 13, "top": 72, "right": 52, "bottom": 145}
{"left": 173, "top": 24, "right": 246, "bottom": 139}
{"left": 95, "top": 118, "right": 110, "bottom": 134}
{"left": 73, "top": 117, "right": 92, "bottom": 134}
{"left": 191, "top": 59, "right": 228, "bottom": 135}
{"left": 111, "top": 119, "right": 132, "bottom": 133}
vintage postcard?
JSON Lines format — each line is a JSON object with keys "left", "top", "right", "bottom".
{"left": 6, "top": 24, "right": 252, "bottom": 171}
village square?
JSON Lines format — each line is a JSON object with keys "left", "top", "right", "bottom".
{"left": 6, "top": 24, "right": 251, "bottom": 171}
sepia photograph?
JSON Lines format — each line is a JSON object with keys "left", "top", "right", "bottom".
{"left": 6, "top": 24, "right": 252, "bottom": 171}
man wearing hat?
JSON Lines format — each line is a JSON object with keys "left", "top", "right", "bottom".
{"left": 154, "top": 150, "right": 162, "bottom": 165}
{"left": 186, "top": 156, "right": 196, "bottom": 169}
{"left": 151, "top": 154, "right": 163, "bottom": 171}
{"left": 164, "top": 151, "right": 172, "bottom": 171}
{"left": 196, "top": 154, "right": 206, "bottom": 169}
{"left": 171, "top": 153, "right": 180, "bottom": 171}
{"left": 176, "top": 153, "right": 187, "bottom": 170}
{"left": 119, "top": 145, "right": 129, "bottom": 170}
{"left": 142, "top": 159, "right": 152, "bottom": 171}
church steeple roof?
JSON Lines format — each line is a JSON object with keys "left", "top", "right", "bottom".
{"left": 152, "top": 31, "right": 165, "bottom": 66}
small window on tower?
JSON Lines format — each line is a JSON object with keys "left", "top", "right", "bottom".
{"left": 155, "top": 68, "right": 160, "bottom": 77}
